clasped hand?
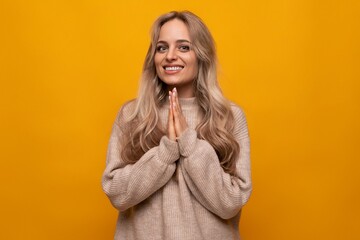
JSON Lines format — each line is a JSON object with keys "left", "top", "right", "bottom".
{"left": 167, "top": 88, "right": 188, "bottom": 141}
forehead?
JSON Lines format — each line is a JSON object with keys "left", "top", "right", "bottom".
{"left": 158, "top": 19, "right": 191, "bottom": 42}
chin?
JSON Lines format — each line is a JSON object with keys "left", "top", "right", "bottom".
{"left": 160, "top": 77, "right": 181, "bottom": 86}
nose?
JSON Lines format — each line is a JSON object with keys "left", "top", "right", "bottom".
{"left": 165, "top": 47, "right": 177, "bottom": 61}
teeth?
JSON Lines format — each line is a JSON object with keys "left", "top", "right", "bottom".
{"left": 165, "top": 66, "right": 183, "bottom": 71}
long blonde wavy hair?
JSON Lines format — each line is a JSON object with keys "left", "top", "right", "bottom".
{"left": 121, "top": 11, "right": 240, "bottom": 175}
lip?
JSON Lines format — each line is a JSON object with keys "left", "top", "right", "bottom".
{"left": 163, "top": 65, "right": 184, "bottom": 74}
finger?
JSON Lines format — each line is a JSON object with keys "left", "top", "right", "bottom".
{"left": 167, "top": 95, "right": 176, "bottom": 140}
{"left": 169, "top": 91, "right": 176, "bottom": 112}
{"left": 171, "top": 88, "right": 179, "bottom": 117}
{"left": 172, "top": 88, "right": 182, "bottom": 115}
{"left": 174, "top": 88, "right": 182, "bottom": 112}
{"left": 169, "top": 91, "right": 172, "bottom": 107}
{"left": 172, "top": 90, "right": 181, "bottom": 134}
{"left": 168, "top": 94, "right": 172, "bottom": 116}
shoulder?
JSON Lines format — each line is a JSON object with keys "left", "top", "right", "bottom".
{"left": 229, "top": 101, "right": 249, "bottom": 138}
{"left": 229, "top": 101, "right": 247, "bottom": 122}
{"left": 115, "top": 99, "right": 137, "bottom": 124}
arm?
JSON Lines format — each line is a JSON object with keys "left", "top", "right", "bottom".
{"left": 179, "top": 105, "right": 252, "bottom": 219}
{"left": 102, "top": 103, "right": 179, "bottom": 211}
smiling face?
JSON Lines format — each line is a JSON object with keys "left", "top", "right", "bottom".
{"left": 154, "top": 19, "right": 198, "bottom": 98}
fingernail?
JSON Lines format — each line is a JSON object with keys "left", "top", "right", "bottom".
{"left": 174, "top": 87, "right": 177, "bottom": 92}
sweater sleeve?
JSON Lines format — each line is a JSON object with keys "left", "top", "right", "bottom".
{"left": 102, "top": 103, "right": 179, "bottom": 211}
{"left": 179, "top": 104, "right": 252, "bottom": 219}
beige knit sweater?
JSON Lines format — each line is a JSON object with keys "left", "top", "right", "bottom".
{"left": 102, "top": 97, "right": 252, "bottom": 240}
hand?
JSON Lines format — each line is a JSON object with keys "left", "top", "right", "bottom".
{"left": 168, "top": 88, "right": 188, "bottom": 140}
{"left": 167, "top": 93, "right": 176, "bottom": 141}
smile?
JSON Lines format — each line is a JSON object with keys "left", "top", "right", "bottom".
{"left": 164, "top": 66, "right": 184, "bottom": 71}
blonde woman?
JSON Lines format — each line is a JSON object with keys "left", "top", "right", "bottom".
{"left": 102, "top": 11, "right": 252, "bottom": 240}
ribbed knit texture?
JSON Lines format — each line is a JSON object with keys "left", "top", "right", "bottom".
{"left": 102, "top": 98, "right": 252, "bottom": 240}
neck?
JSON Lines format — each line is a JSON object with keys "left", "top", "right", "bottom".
{"left": 167, "top": 85, "right": 194, "bottom": 98}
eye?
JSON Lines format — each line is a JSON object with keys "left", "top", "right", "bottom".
{"left": 178, "top": 45, "right": 190, "bottom": 52}
{"left": 156, "top": 45, "right": 168, "bottom": 53}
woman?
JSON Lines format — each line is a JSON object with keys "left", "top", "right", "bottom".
{"left": 102, "top": 11, "right": 252, "bottom": 240}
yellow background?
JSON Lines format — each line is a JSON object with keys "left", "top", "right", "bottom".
{"left": 1, "top": 0, "right": 359, "bottom": 239}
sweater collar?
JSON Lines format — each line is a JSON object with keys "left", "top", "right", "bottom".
{"left": 165, "top": 97, "right": 197, "bottom": 110}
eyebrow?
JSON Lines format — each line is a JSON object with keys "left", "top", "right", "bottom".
{"left": 156, "top": 39, "right": 192, "bottom": 45}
